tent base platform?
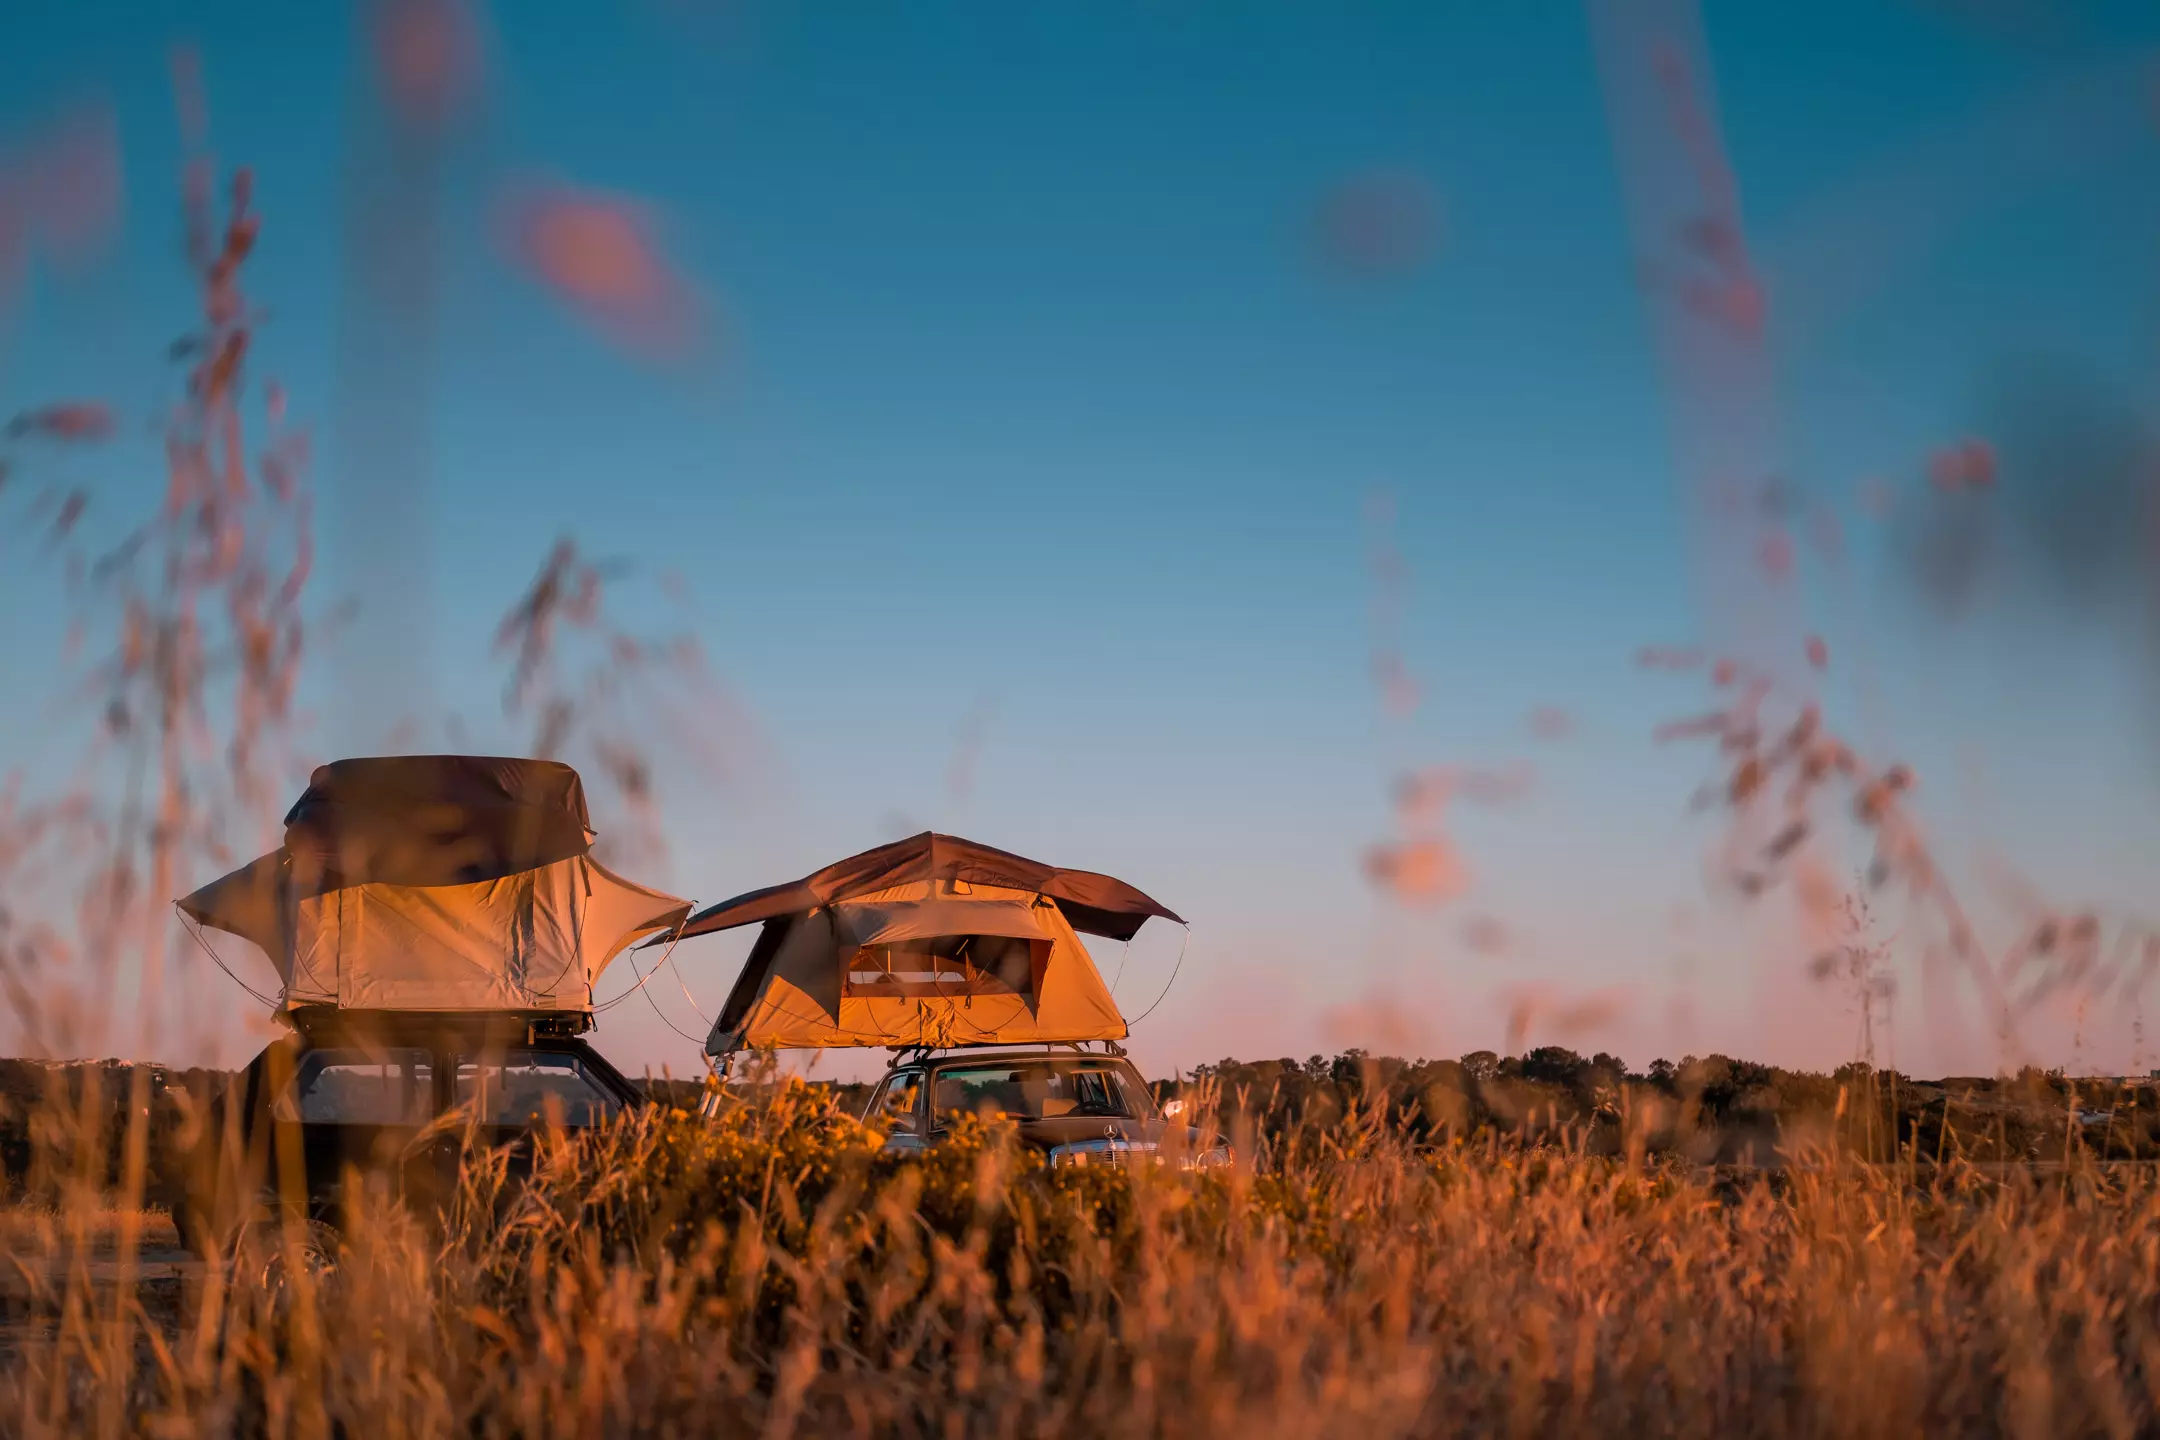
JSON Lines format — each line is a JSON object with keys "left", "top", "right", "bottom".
{"left": 282, "top": 1005, "right": 598, "bottom": 1043}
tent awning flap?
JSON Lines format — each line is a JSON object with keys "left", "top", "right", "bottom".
{"left": 834, "top": 896, "right": 1050, "bottom": 948}
{"left": 178, "top": 852, "right": 291, "bottom": 981}
{"left": 578, "top": 859, "right": 696, "bottom": 974}
{"left": 672, "top": 832, "right": 1181, "bottom": 943}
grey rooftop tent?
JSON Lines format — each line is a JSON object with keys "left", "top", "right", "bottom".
{"left": 671, "top": 832, "right": 1183, "bottom": 1054}
{"left": 178, "top": 755, "right": 691, "bottom": 1016}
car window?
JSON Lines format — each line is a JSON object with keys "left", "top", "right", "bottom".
{"left": 454, "top": 1050, "right": 621, "bottom": 1127}
{"left": 274, "top": 1048, "right": 435, "bottom": 1125}
{"left": 871, "top": 1071, "right": 923, "bottom": 1134}
{"left": 932, "top": 1062, "right": 1136, "bottom": 1124}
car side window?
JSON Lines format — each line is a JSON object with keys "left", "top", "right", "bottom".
{"left": 455, "top": 1050, "right": 621, "bottom": 1127}
{"left": 274, "top": 1048, "right": 435, "bottom": 1125}
{"left": 874, "top": 1070, "right": 923, "bottom": 1134}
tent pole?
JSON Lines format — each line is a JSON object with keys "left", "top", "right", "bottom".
{"left": 698, "top": 1051, "right": 734, "bottom": 1119}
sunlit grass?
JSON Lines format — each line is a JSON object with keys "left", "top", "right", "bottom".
{"left": 6, "top": 1079, "right": 2160, "bottom": 1436}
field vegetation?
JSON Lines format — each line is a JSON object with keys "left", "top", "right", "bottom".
{"left": 6, "top": 1052, "right": 2160, "bottom": 1435}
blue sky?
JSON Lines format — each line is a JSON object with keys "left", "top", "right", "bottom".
{"left": 5, "top": 2, "right": 2159, "bottom": 1077}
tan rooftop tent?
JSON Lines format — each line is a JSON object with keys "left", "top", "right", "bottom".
{"left": 675, "top": 832, "right": 1183, "bottom": 1054}
{"left": 178, "top": 756, "right": 690, "bottom": 1016}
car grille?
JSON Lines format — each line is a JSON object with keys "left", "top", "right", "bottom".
{"left": 1048, "top": 1138, "right": 1157, "bottom": 1168}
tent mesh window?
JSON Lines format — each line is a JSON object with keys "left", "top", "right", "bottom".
{"left": 844, "top": 934, "right": 1044, "bottom": 999}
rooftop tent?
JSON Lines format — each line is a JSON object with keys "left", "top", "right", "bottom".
{"left": 677, "top": 833, "right": 1182, "bottom": 1054}
{"left": 177, "top": 756, "right": 691, "bottom": 1015}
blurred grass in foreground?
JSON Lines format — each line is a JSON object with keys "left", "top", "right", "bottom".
{"left": 6, "top": 1071, "right": 2160, "bottom": 1436}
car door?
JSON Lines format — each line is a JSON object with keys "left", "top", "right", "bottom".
{"left": 269, "top": 1043, "right": 439, "bottom": 1219}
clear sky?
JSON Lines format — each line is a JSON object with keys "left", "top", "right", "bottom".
{"left": 5, "top": 2, "right": 2160, "bottom": 1080}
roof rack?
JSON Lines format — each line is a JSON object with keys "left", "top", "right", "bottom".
{"left": 882, "top": 1039, "right": 1128, "bottom": 1070}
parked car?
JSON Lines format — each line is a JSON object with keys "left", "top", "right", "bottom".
{"left": 862, "top": 1047, "right": 1231, "bottom": 1168}
{"left": 170, "top": 1009, "right": 645, "bottom": 1263}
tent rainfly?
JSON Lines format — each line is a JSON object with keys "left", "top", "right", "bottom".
{"left": 673, "top": 832, "right": 1183, "bottom": 1054}
{"left": 178, "top": 755, "right": 691, "bottom": 1016}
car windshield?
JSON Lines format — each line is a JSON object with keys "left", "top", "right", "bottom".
{"left": 931, "top": 1061, "right": 1140, "bottom": 1125}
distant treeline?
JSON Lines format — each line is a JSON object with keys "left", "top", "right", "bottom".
{"left": 0, "top": 1056, "right": 227, "bottom": 1209}
{"left": 1171, "top": 1047, "right": 2160, "bottom": 1164}
{"left": 4, "top": 1047, "right": 2153, "bottom": 1207}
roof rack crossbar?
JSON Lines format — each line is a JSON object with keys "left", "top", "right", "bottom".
{"left": 882, "top": 1038, "right": 1128, "bottom": 1069}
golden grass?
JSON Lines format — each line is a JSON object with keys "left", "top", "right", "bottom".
{"left": 4, "top": 1084, "right": 2160, "bottom": 1437}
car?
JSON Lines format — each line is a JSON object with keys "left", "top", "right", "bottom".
{"left": 861, "top": 1046, "right": 1231, "bottom": 1169}
{"left": 168, "top": 1009, "right": 646, "bottom": 1263}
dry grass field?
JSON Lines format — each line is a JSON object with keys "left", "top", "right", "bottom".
{"left": 6, "top": 1074, "right": 2160, "bottom": 1438}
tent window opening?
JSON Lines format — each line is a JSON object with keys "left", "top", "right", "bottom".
{"left": 454, "top": 1050, "right": 621, "bottom": 1127}
{"left": 844, "top": 934, "right": 1040, "bottom": 999}
{"left": 932, "top": 1062, "right": 1135, "bottom": 1126}
{"left": 274, "top": 1049, "right": 435, "bottom": 1125}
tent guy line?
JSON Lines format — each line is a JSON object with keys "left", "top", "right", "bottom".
{"left": 1124, "top": 922, "right": 1191, "bottom": 1030}
{"left": 593, "top": 913, "right": 690, "bottom": 1014}
{"left": 597, "top": 913, "right": 711, "bottom": 1048}
{"left": 177, "top": 905, "right": 280, "bottom": 1010}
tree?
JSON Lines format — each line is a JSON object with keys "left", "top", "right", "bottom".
{"left": 1521, "top": 1046, "right": 1588, "bottom": 1090}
